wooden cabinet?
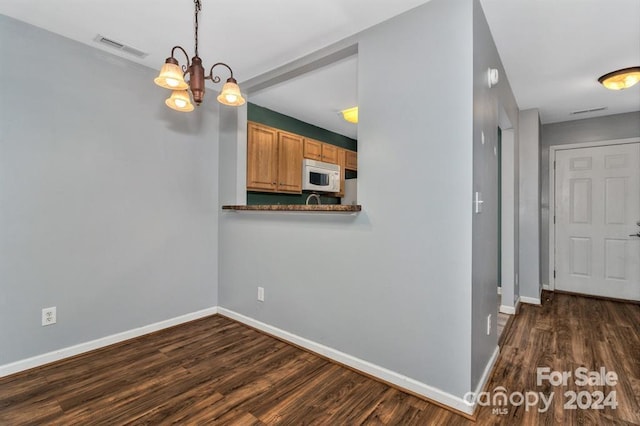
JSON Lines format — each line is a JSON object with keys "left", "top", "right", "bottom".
{"left": 247, "top": 121, "right": 355, "bottom": 195}
{"left": 303, "top": 139, "right": 322, "bottom": 161}
{"left": 345, "top": 149, "right": 358, "bottom": 170}
{"left": 247, "top": 123, "right": 278, "bottom": 191}
{"left": 321, "top": 143, "right": 338, "bottom": 163}
{"left": 303, "top": 139, "right": 338, "bottom": 163}
{"left": 276, "top": 131, "right": 303, "bottom": 193}
{"left": 247, "top": 122, "right": 302, "bottom": 194}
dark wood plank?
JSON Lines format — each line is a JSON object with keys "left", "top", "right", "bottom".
{"left": 0, "top": 292, "right": 638, "bottom": 425}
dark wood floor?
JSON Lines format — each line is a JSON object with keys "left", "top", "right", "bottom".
{"left": 1, "top": 292, "right": 638, "bottom": 425}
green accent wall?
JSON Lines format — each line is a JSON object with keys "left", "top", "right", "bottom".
{"left": 247, "top": 103, "right": 357, "bottom": 205}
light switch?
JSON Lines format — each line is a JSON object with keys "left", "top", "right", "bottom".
{"left": 475, "top": 191, "right": 484, "bottom": 213}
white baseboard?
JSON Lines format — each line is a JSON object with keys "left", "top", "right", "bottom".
{"left": 499, "top": 293, "right": 521, "bottom": 315}
{"left": 499, "top": 304, "right": 515, "bottom": 314}
{"left": 520, "top": 296, "right": 541, "bottom": 305}
{"left": 0, "top": 307, "right": 218, "bottom": 378}
{"left": 467, "top": 345, "right": 500, "bottom": 405}
{"left": 218, "top": 307, "right": 479, "bottom": 415}
{"left": 542, "top": 283, "right": 551, "bottom": 291}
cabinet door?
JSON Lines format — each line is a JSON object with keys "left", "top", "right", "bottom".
{"left": 277, "top": 132, "right": 303, "bottom": 193}
{"left": 345, "top": 150, "right": 358, "bottom": 170}
{"left": 321, "top": 144, "right": 338, "bottom": 163}
{"left": 247, "top": 123, "right": 278, "bottom": 191}
{"left": 303, "top": 139, "right": 322, "bottom": 160}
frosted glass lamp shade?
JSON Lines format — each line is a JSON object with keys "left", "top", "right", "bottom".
{"left": 154, "top": 61, "right": 189, "bottom": 90}
{"left": 165, "top": 90, "right": 194, "bottom": 112}
{"left": 217, "top": 79, "right": 245, "bottom": 106}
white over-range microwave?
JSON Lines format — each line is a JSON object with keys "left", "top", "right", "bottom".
{"left": 302, "top": 159, "right": 340, "bottom": 193}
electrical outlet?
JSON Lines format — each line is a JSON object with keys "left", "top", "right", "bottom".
{"left": 42, "top": 307, "right": 57, "bottom": 326}
{"left": 487, "top": 314, "right": 492, "bottom": 335}
{"left": 257, "top": 287, "right": 264, "bottom": 302}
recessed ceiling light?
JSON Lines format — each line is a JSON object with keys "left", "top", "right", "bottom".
{"left": 598, "top": 67, "right": 640, "bottom": 90}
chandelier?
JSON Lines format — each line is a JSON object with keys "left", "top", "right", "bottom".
{"left": 154, "top": 0, "right": 245, "bottom": 112}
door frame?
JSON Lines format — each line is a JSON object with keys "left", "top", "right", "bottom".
{"left": 548, "top": 137, "right": 640, "bottom": 291}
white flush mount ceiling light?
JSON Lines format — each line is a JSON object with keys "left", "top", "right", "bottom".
{"left": 154, "top": 0, "right": 245, "bottom": 112}
{"left": 341, "top": 107, "right": 358, "bottom": 124}
{"left": 598, "top": 67, "right": 640, "bottom": 90}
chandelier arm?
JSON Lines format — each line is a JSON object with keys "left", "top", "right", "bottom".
{"left": 170, "top": 46, "right": 192, "bottom": 73}
{"left": 206, "top": 62, "right": 234, "bottom": 84}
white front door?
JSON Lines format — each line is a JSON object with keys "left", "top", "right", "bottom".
{"left": 555, "top": 142, "right": 640, "bottom": 301}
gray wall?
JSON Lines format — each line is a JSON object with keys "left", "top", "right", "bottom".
{"left": 470, "top": 0, "right": 519, "bottom": 389}
{"left": 518, "top": 109, "right": 541, "bottom": 300}
{"left": 0, "top": 16, "right": 220, "bottom": 365}
{"left": 219, "top": 0, "right": 506, "bottom": 399}
{"left": 540, "top": 112, "right": 640, "bottom": 284}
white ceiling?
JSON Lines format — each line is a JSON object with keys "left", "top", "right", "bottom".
{"left": 480, "top": 0, "right": 640, "bottom": 124}
{"left": 250, "top": 55, "right": 359, "bottom": 139}
{"left": 2, "top": 0, "right": 639, "bottom": 137}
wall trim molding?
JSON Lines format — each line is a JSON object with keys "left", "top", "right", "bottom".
{"left": 469, "top": 345, "right": 501, "bottom": 407}
{"left": 0, "top": 307, "right": 218, "bottom": 378}
{"left": 500, "top": 296, "right": 520, "bottom": 315}
{"left": 520, "top": 296, "right": 541, "bottom": 305}
{"left": 218, "top": 307, "right": 483, "bottom": 416}
{"left": 499, "top": 305, "right": 515, "bottom": 314}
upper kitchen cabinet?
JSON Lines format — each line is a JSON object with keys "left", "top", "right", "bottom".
{"left": 247, "top": 122, "right": 303, "bottom": 194}
{"left": 303, "top": 139, "right": 338, "bottom": 164}
{"left": 303, "top": 139, "right": 322, "bottom": 161}
{"left": 276, "top": 131, "right": 303, "bottom": 193}
{"left": 247, "top": 122, "right": 278, "bottom": 191}
{"left": 345, "top": 150, "right": 358, "bottom": 171}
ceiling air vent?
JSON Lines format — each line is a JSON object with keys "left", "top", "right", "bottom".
{"left": 93, "top": 34, "right": 148, "bottom": 58}
{"left": 570, "top": 107, "right": 607, "bottom": 115}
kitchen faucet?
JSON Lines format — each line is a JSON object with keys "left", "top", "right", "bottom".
{"left": 305, "top": 193, "right": 321, "bottom": 205}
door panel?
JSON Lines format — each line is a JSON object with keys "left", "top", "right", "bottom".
{"left": 555, "top": 143, "right": 640, "bottom": 301}
{"left": 276, "top": 132, "right": 302, "bottom": 193}
{"left": 247, "top": 124, "right": 278, "bottom": 191}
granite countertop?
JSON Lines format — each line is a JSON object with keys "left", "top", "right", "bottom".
{"left": 222, "top": 205, "right": 361, "bottom": 212}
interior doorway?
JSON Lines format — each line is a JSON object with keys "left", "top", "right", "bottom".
{"left": 552, "top": 141, "right": 640, "bottom": 301}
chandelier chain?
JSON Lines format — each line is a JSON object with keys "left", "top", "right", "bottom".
{"left": 194, "top": 0, "right": 202, "bottom": 57}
